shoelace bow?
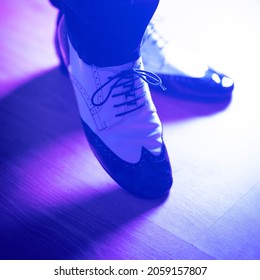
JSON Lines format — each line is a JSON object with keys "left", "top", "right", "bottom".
{"left": 91, "top": 68, "right": 166, "bottom": 117}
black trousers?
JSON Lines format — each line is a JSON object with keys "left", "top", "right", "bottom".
{"left": 50, "top": 0, "right": 159, "bottom": 66}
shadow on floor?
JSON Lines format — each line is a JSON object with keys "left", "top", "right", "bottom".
{"left": 0, "top": 66, "right": 227, "bottom": 260}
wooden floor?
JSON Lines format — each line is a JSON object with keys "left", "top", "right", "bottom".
{"left": 0, "top": 0, "right": 260, "bottom": 260}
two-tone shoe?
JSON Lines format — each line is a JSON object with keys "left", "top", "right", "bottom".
{"left": 142, "top": 22, "right": 234, "bottom": 99}
{"left": 57, "top": 16, "right": 173, "bottom": 198}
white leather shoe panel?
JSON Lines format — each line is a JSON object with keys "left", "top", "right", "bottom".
{"left": 67, "top": 38, "right": 163, "bottom": 163}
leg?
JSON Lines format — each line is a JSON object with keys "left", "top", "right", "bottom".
{"left": 54, "top": 0, "right": 159, "bottom": 66}
{"left": 51, "top": 1, "right": 234, "bottom": 99}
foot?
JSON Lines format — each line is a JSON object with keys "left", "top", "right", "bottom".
{"left": 141, "top": 22, "right": 234, "bottom": 99}
{"left": 57, "top": 17, "right": 173, "bottom": 198}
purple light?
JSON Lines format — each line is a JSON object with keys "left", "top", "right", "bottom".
{"left": 13, "top": 132, "right": 118, "bottom": 210}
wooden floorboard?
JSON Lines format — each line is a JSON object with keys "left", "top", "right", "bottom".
{"left": 194, "top": 181, "right": 260, "bottom": 259}
{"left": 0, "top": 0, "right": 260, "bottom": 260}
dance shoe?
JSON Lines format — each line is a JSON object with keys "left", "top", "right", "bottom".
{"left": 142, "top": 22, "right": 234, "bottom": 99}
{"left": 57, "top": 17, "right": 173, "bottom": 198}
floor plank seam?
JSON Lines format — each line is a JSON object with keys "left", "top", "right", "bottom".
{"left": 191, "top": 180, "right": 260, "bottom": 246}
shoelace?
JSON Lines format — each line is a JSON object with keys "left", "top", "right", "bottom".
{"left": 91, "top": 68, "right": 166, "bottom": 117}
